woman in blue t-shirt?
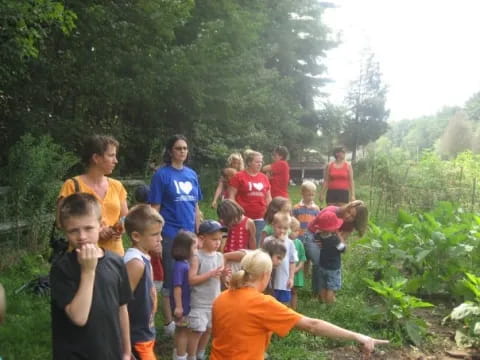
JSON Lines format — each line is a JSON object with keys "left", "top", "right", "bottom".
{"left": 149, "top": 134, "right": 203, "bottom": 336}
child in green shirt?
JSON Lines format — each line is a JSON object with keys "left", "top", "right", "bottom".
{"left": 290, "top": 218, "right": 306, "bottom": 310}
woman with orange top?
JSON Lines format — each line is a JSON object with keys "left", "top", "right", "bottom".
{"left": 57, "top": 135, "right": 128, "bottom": 256}
{"left": 211, "top": 250, "right": 388, "bottom": 360}
{"left": 319, "top": 146, "right": 355, "bottom": 206}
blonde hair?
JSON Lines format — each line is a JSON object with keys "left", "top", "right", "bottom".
{"left": 272, "top": 212, "right": 291, "bottom": 227}
{"left": 290, "top": 217, "right": 300, "bottom": 232}
{"left": 227, "top": 152, "right": 244, "bottom": 171}
{"left": 301, "top": 180, "right": 317, "bottom": 193}
{"left": 230, "top": 250, "right": 272, "bottom": 289}
{"left": 124, "top": 204, "right": 165, "bottom": 238}
{"left": 243, "top": 149, "right": 262, "bottom": 167}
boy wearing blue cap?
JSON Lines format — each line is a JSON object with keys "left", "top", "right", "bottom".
{"left": 185, "top": 220, "right": 229, "bottom": 360}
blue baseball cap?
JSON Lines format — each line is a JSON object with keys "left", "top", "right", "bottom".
{"left": 134, "top": 184, "right": 150, "bottom": 203}
{"left": 198, "top": 220, "right": 227, "bottom": 235}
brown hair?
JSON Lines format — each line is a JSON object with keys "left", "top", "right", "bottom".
{"left": 171, "top": 231, "right": 196, "bottom": 261}
{"left": 273, "top": 146, "right": 289, "bottom": 160}
{"left": 81, "top": 135, "right": 119, "bottom": 167}
{"left": 124, "top": 204, "right": 164, "bottom": 238}
{"left": 217, "top": 199, "right": 244, "bottom": 227}
{"left": 353, "top": 205, "right": 368, "bottom": 236}
{"left": 58, "top": 193, "right": 101, "bottom": 229}
{"left": 261, "top": 240, "right": 286, "bottom": 259}
{"left": 264, "top": 196, "right": 291, "bottom": 224}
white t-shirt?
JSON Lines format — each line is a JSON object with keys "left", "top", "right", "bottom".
{"left": 263, "top": 236, "right": 298, "bottom": 291}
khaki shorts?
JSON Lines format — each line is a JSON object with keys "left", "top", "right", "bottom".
{"left": 188, "top": 308, "right": 212, "bottom": 332}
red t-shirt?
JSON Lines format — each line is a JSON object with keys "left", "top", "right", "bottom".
{"left": 269, "top": 160, "right": 290, "bottom": 198}
{"left": 149, "top": 252, "right": 164, "bottom": 282}
{"left": 328, "top": 162, "right": 350, "bottom": 190}
{"left": 230, "top": 171, "right": 271, "bottom": 219}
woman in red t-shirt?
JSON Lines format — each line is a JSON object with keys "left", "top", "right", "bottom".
{"left": 320, "top": 146, "right": 355, "bottom": 205}
{"left": 262, "top": 145, "right": 290, "bottom": 198}
{"left": 229, "top": 150, "right": 272, "bottom": 246}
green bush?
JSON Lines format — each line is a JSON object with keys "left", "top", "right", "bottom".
{"left": 3, "top": 134, "right": 77, "bottom": 251}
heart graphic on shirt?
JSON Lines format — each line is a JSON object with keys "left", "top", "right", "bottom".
{"left": 178, "top": 181, "right": 193, "bottom": 195}
{"left": 252, "top": 182, "right": 264, "bottom": 191}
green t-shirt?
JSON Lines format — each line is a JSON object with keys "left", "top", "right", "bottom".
{"left": 293, "top": 238, "right": 307, "bottom": 287}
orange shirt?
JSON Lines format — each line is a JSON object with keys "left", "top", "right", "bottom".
{"left": 59, "top": 176, "right": 127, "bottom": 256}
{"left": 211, "top": 287, "right": 301, "bottom": 360}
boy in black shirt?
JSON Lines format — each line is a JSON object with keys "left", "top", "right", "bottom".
{"left": 50, "top": 193, "right": 132, "bottom": 359}
{"left": 314, "top": 211, "right": 346, "bottom": 304}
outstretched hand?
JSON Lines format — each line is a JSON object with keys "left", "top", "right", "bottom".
{"left": 356, "top": 334, "right": 389, "bottom": 359}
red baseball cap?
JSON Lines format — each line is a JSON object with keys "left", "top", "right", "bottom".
{"left": 315, "top": 211, "right": 343, "bottom": 232}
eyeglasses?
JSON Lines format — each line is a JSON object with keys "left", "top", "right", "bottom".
{"left": 173, "top": 146, "right": 188, "bottom": 151}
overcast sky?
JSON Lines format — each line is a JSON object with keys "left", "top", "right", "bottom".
{"left": 321, "top": 0, "right": 480, "bottom": 121}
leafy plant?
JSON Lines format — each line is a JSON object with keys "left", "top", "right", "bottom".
{"left": 443, "top": 273, "right": 480, "bottom": 348}
{"left": 365, "top": 277, "right": 434, "bottom": 346}
{"left": 358, "top": 202, "right": 480, "bottom": 299}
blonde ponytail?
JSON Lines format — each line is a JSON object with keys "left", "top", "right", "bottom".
{"left": 229, "top": 250, "right": 272, "bottom": 289}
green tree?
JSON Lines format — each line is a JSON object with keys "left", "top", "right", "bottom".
{"left": 342, "top": 52, "right": 389, "bottom": 162}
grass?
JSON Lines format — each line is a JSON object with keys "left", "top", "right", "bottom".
{"left": 0, "top": 185, "right": 392, "bottom": 359}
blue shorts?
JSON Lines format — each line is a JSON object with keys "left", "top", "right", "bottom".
{"left": 274, "top": 289, "right": 292, "bottom": 303}
{"left": 319, "top": 267, "right": 341, "bottom": 291}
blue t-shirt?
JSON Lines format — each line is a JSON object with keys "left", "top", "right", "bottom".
{"left": 170, "top": 260, "right": 191, "bottom": 316}
{"left": 149, "top": 165, "right": 203, "bottom": 239}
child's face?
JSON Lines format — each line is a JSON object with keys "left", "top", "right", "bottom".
{"left": 281, "top": 201, "right": 292, "bottom": 213}
{"left": 273, "top": 222, "right": 289, "bottom": 239}
{"left": 200, "top": 231, "right": 222, "bottom": 252}
{"left": 191, "top": 236, "right": 199, "bottom": 254}
{"left": 271, "top": 254, "right": 285, "bottom": 268}
{"left": 302, "top": 189, "right": 316, "bottom": 204}
{"left": 63, "top": 214, "right": 101, "bottom": 249}
{"left": 289, "top": 227, "right": 300, "bottom": 240}
{"left": 135, "top": 222, "right": 163, "bottom": 253}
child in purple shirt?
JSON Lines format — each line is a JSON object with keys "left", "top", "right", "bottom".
{"left": 171, "top": 231, "right": 197, "bottom": 360}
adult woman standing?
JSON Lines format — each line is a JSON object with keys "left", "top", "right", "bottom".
{"left": 229, "top": 150, "right": 271, "bottom": 246}
{"left": 57, "top": 135, "right": 128, "bottom": 256}
{"left": 262, "top": 145, "right": 290, "bottom": 198}
{"left": 149, "top": 134, "right": 203, "bottom": 336}
{"left": 319, "top": 147, "right": 355, "bottom": 205}
{"left": 211, "top": 250, "right": 388, "bottom": 360}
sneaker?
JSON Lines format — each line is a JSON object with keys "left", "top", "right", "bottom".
{"left": 164, "top": 321, "right": 176, "bottom": 337}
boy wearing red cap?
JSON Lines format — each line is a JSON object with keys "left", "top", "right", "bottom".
{"left": 309, "top": 211, "right": 345, "bottom": 304}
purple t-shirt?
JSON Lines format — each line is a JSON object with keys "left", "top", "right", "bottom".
{"left": 170, "top": 260, "right": 190, "bottom": 316}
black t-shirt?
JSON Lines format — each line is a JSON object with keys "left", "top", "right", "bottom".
{"left": 318, "top": 234, "right": 345, "bottom": 270}
{"left": 50, "top": 250, "right": 132, "bottom": 360}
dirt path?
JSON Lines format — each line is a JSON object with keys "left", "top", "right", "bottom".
{"left": 325, "top": 305, "right": 478, "bottom": 360}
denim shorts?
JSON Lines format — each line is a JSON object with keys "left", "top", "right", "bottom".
{"left": 319, "top": 267, "right": 342, "bottom": 291}
{"left": 274, "top": 289, "right": 292, "bottom": 303}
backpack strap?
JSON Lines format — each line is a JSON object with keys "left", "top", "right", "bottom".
{"left": 71, "top": 177, "right": 80, "bottom": 193}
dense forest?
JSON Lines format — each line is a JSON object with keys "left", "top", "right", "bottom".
{"left": 1, "top": 0, "right": 392, "bottom": 176}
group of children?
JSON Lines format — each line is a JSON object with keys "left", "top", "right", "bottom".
{"left": 50, "top": 177, "right": 350, "bottom": 359}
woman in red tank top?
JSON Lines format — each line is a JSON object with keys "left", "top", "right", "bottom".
{"left": 319, "top": 147, "right": 355, "bottom": 205}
